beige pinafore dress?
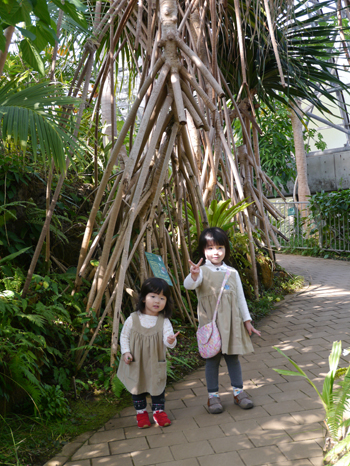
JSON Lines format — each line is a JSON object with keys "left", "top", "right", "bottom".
{"left": 117, "top": 312, "right": 167, "bottom": 396}
{"left": 196, "top": 266, "right": 254, "bottom": 355}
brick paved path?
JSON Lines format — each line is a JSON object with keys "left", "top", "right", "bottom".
{"left": 45, "top": 255, "right": 350, "bottom": 466}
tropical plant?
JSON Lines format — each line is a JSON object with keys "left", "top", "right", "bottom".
{"left": 186, "top": 198, "right": 252, "bottom": 234}
{"left": 0, "top": 0, "right": 87, "bottom": 75}
{"left": 0, "top": 79, "right": 86, "bottom": 173}
{"left": 273, "top": 341, "right": 350, "bottom": 465}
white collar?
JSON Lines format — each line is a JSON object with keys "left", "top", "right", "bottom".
{"left": 204, "top": 259, "right": 228, "bottom": 271}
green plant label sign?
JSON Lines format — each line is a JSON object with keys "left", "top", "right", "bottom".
{"left": 145, "top": 252, "right": 172, "bottom": 286}
{"left": 288, "top": 207, "right": 295, "bottom": 216}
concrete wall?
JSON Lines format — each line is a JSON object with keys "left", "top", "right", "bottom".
{"left": 306, "top": 146, "right": 350, "bottom": 193}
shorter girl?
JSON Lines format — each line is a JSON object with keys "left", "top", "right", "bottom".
{"left": 117, "top": 277, "right": 179, "bottom": 428}
{"left": 184, "top": 227, "right": 261, "bottom": 414}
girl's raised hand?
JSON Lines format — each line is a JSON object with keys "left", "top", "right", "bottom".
{"left": 244, "top": 321, "right": 261, "bottom": 337}
{"left": 189, "top": 258, "right": 203, "bottom": 281}
{"left": 167, "top": 331, "right": 180, "bottom": 345}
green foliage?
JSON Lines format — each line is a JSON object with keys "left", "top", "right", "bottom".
{"left": 38, "top": 384, "right": 70, "bottom": 420}
{"left": 0, "top": 79, "right": 87, "bottom": 173}
{"left": 308, "top": 190, "right": 350, "bottom": 252}
{"left": 220, "top": 0, "right": 349, "bottom": 114}
{"left": 0, "top": 0, "right": 87, "bottom": 73}
{"left": 257, "top": 103, "right": 296, "bottom": 193}
{"left": 186, "top": 198, "right": 252, "bottom": 234}
{"left": 273, "top": 341, "right": 350, "bottom": 465}
{"left": 111, "top": 376, "right": 125, "bottom": 399}
{"left": 0, "top": 263, "right": 87, "bottom": 410}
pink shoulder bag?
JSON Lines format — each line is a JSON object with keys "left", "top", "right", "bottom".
{"left": 196, "top": 269, "right": 231, "bottom": 359}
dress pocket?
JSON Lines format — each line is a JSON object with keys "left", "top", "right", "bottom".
{"left": 157, "top": 361, "right": 167, "bottom": 386}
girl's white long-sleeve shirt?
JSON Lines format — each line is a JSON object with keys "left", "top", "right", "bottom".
{"left": 183, "top": 260, "right": 252, "bottom": 322}
{"left": 120, "top": 310, "right": 177, "bottom": 354}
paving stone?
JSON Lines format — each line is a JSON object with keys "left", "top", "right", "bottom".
{"left": 285, "top": 423, "right": 325, "bottom": 442}
{"left": 170, "top": 440, "right": 214, "bottom": 460}
{"left": 124, "top": 424, "right": 162, "bottom": 439}
{"left": 91, "top": 455, "right": 133, "bottom": 466}
{"left": 65, "top": 460, "right": 91, "bottom": 466}
{"left": 156, "top": 459, "right": 199, "bottom": 466}
{"left": 159, "top": 417, "right": 200, "bottom": 432}
{"left": 164, "top": 389, "right": 194, "bottom": 401}
{"left": 164, "top": 399, "right": 186, "bottom": 410}
{"left": 256, "top": 413, "right": 300, "bottom": 430}
{"left": 120, "top": 406, "right": 141, "bottom": 417}
{"left": 191, "top": 386, "right": 209, "bottom": 397}
{"left": 193, "top": 410, "right": 233, "bottom": 427}
{"left": 309, "top": 457, "right": 323, "bottom": 466}
{"left": 130, "top": 446, "right": 174, "bottom": 465}
{"left": 172, "top": 380, "right": 204, "bottom": 390}
{"left": 238, "top": 445, "right": 287, "bottom": 466}
{"left": 147, "top": 432, "right": 187, "bottom": 448}
{"left": 228, "top": 405, "right": 269, "bottom": 422}
{"left": 198, "top": 451, "right": 245, "bottom": 466}
{"left": 182, "top": 425, "right": 224, "bottom": 443}
{"left": 246, "top": 427, "right": 291, "bottom": 447}
{"left": 109, "top": 437, "right": 149, "bottom": 455}
{"left": 278, "top": 440, "right": 322, "bottom": 460}
{"left": 270, "top": 390, "right": 311, "bottom": 403}
{"left": 182, "top": 394, "right": 208, "bottom": 408}
{"left": 71, "top": 444, "right": 110, "bottom": 460}
{"left": 104, "top": 416, "right": 137, "bottom": 430}
{"left": 290, "top": 409, "right": 325, "bottom": 425}
{"left": 61, "top": 442, "right": 84, "bottom": 457}
{"left": 89, "top": 429, "right": 125, "bottom": 444}
{"left": 208, "top": 434, "right": 252, "bottom": 453}
{"left": 265, "top": 461, "right": 314, "bottom": 466}
{"left": 246, "top": 384, "right": 282, "bottom": 396}
{"left": 248, "top": 394, "right": 274, "bottom": 406}
{"left": 219, "top": 419, "right": 261, "bottom": 436}
{"left": 295, "top": 397, "right": 323, "bottom": 411}
{"left": 74, "top": 432, "right": 95, "bottom": 443}
{"left": 170, "top": 405, "right": 207, "bottom": 420}
{"left": 263, "top": 400, "right": 304, "bottom": 416}
{"left": 43, "top": 457, "right": 67, "bottom": 466}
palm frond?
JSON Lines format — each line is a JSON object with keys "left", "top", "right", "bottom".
{"left": 0, "top": 79, "right": 87, "bottom": 172}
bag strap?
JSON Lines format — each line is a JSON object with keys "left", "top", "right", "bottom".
{"left": 212, "top": 268, "right": 231, "bottom": 323}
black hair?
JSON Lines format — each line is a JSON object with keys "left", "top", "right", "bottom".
{"left": 197, "top": 227, "right": 232, "bottom": 266}
{"left": 137, "top": 277, "right": 173, "bottom": 319}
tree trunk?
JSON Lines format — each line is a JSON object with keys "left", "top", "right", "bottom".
{"left": 0, "top": 26, "right": 14, "bottom": 76}
{"left": 290, "top": 100, "right": 310, "bottom": 215}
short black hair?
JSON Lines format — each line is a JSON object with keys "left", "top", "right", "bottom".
{"left": 137, "top": 277, "right": 173, "bottom": 319}
{"left": 198, "top": 227, "right": 232, "bottom": 266}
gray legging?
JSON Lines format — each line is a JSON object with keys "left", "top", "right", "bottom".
{"left": 206, "top": 353, "right": 243, "bottom": 393}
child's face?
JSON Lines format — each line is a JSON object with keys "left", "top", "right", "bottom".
{"left": 143, "top": 291, "right": 167, "bottom": 316}
{"left": 204, "top": 241, "right": 225, "bottom": 266}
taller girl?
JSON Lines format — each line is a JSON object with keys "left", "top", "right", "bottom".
{"left": 184, "top": 227, "right": 261, "bottom": 414}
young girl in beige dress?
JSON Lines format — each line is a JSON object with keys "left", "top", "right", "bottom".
{"left": 184, "top": 227, "right": 261, "bottom": 414}
{"left": 117, "top": 278, "right": 179, "bottom": 428}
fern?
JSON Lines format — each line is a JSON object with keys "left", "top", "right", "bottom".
{"left": 274, "top": 342, "right": 350, "bottom": 465}
{"left": 111, "top": 376, "right": 125, "bottom": 398}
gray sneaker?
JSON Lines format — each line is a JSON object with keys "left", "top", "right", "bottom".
{"left": 207, "top": 396, "right": 223, "bottom": 414}
{"left": 233, "top": 391, "right": 254, "bottom": 409}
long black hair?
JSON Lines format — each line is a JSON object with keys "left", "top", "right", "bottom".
{"left": 137, "top": 277, "right": 173, "bottom": 319}
{"left": 197, "top": 227, "right": 232, "bottom": 266}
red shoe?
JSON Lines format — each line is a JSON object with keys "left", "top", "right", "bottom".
{"left": 136, "top": 411, "right": 151, "bottom": 428}
{"left": 153, "top": 410, "right": 171, "bottom": 427}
